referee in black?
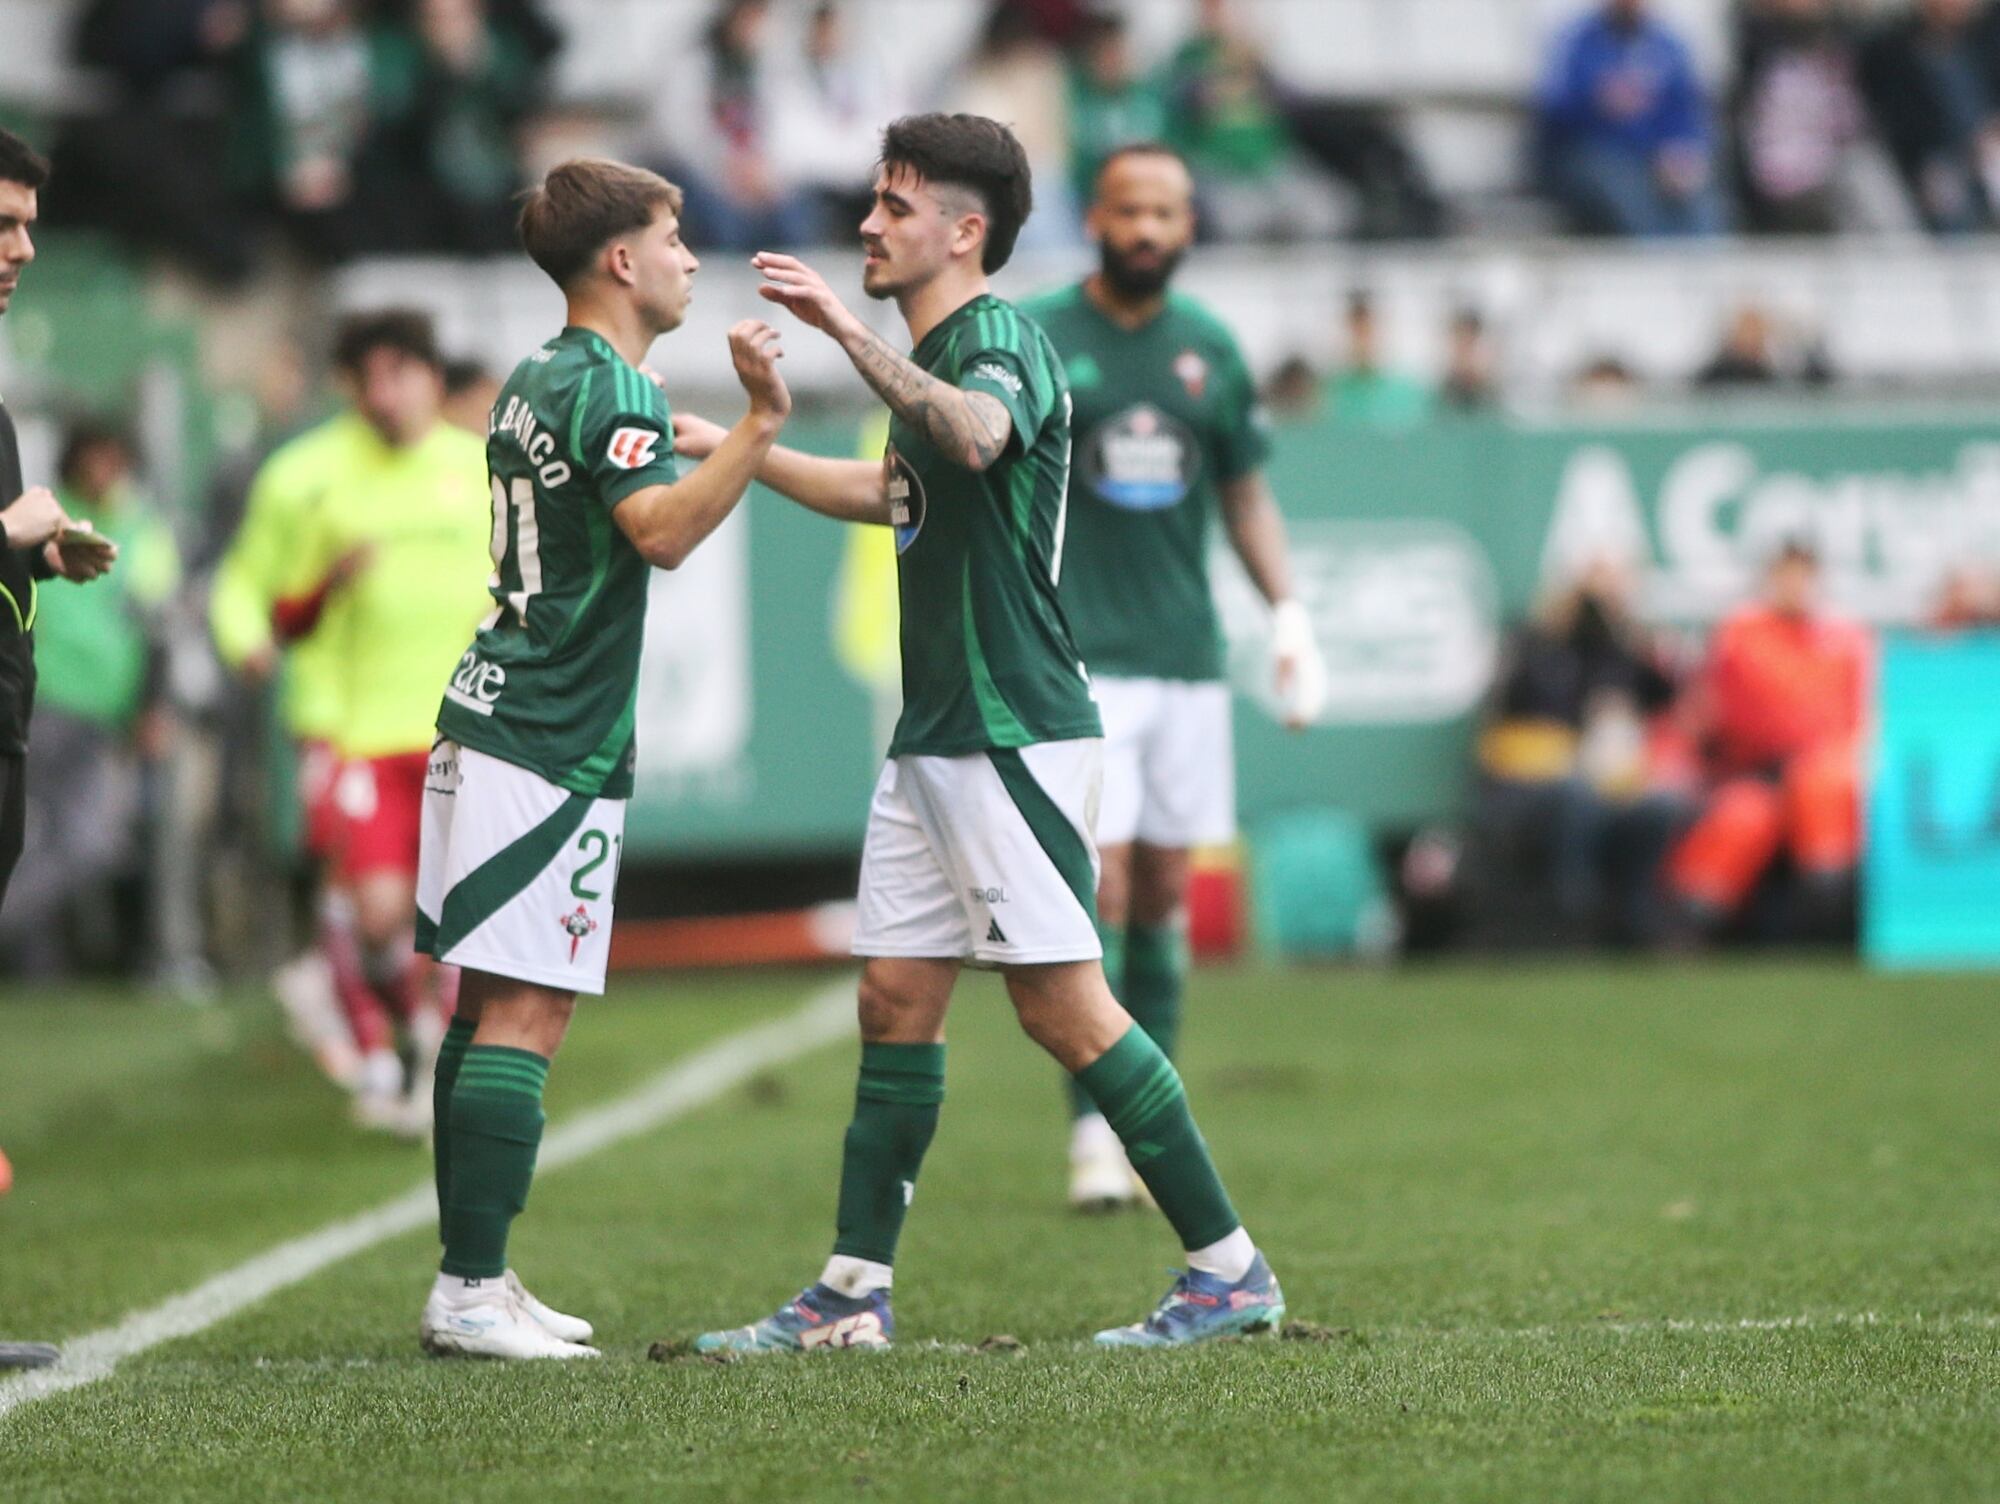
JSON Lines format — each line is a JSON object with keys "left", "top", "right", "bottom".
{"left": 0, "top": 129, "right": 115, "bottom": 912}
{"left": 0, "top": 126, "right": 115, "bottom": 1376}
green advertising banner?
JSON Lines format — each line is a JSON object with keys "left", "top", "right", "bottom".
{"left": 626, "top": 410, "right": 2000, "bottom": 858}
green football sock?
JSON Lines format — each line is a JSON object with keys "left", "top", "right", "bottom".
{"left": 832, "top": 1042, "right": 946, "bottom": 1267}
{"left": 1068, "top": 923, "right": 1128, "bottom": 1120}
{"left": 1074, "top": 1025, "right": 1240, "bottom": 1251}
{"left": 439, "top": 1045, "right": 548, "bottom": 1280}
{"left": 431, "top": 1017, "right": 477, "bottom": 1243}
{"left": 1123, "top": 920, "right": 1187, "bottom": 1063}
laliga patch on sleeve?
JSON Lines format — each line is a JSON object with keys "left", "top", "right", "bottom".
{"left": 606, "top": 426, "right": 661, "bottom": 470}
{"left": 970, "top": 361, "right": 1024, "bottom": 396}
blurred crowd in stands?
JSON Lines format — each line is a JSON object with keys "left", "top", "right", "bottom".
{"left": 44, "top": 0, "right": 2000, "bottom": 278}
{"left": 1540, "top": 0, "right": 2000, "bottom": 237}
{"left": 1256, "top": 286, "right": 1837, "bottom": 427}
{"left": 51, "top": 0, "right": 561, "bottom": 279}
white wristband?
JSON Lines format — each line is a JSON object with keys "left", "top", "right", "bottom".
{"left": 1270, "top": 599, "right": 1314, "bottom": 658}
{"left": 1270, "top": 599, "right": 1327, "bottom": 724}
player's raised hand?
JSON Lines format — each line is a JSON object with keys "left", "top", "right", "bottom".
{"left": 728, "top": 318, "right": 791, "bottom": 422}
{"left": 752, "top": 252, "right": 854, "bottom": 339}
{"left": 673, "top": 412, "right": 729, "bottom": 460}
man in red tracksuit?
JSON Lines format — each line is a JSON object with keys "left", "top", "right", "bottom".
{"left": 1669, "top": 541, "right": 1872, "bottom": 934}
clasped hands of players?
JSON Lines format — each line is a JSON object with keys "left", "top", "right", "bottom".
{"left": 674, "top": 257, "right": 847, "bottom": 464}
{"left": 672, "top": 318, "right": 791, "bottom": 463}
{"left": 726, "top": 316, "right": 791, "bottom": 427}
{"left": 2, "top": 484, "right": 118, "bottom": 582}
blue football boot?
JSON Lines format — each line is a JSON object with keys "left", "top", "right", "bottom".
{"left": 1094, "top": 1252, "right": 1286, "bottom": 1348}
{"left": 693, "top": 1284, "right": 893, "bottom": 1355}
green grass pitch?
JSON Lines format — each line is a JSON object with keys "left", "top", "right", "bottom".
{"left": 2, "top": 960, "right": 1996, "bottom": 1502}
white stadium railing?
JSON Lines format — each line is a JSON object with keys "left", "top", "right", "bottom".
{"left": 332, "top": 236, "right": 2000, "bottom": 399}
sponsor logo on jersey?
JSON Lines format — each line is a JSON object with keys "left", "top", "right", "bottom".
{"left": 1174, "top": 349, "right": 1210, "bottom": 400}
{"left": 444, "top": 650, "right": 506, "bottom": 716}
{"left": 560, "top": 903, "right": 599, "bottom": 962}
{"left": 606, "top": 426, "right": 661, "bottom": 470}
{"left": 1082, "top": 402, "right": 1199, "bottom": 511}
{"left": 885, "top": 444, "right": 928, "bottom": 554}
{"left": 971, "top": 361, "right": 1023, "bottom": 396}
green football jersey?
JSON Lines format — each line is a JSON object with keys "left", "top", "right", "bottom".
{"left": 1022, "top": 285, "right": 1272, "bottom": 682}
{"left": 436, "top": 326, "right": 678, "bottom": 800}
{"left": 886, "top": 293, "right": 1102, "bottom": 758}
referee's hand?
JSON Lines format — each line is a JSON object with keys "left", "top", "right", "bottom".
{"left": 45, "top": 524, "right": 117, "bottom": 583}
{"left": 1, "top": 485, "right": 67, "bottom": 550}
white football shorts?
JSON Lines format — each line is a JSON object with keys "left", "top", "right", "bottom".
{"left": 852, "top": 738, "right": 1104, "bottom": 967}
{"left": 416, "top": 740, "right": 627, "bottom": 995}
{"left": 1093, "top": 676, "right": 1237, "bottom": 849}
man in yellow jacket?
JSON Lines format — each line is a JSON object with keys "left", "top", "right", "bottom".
{"left": 211, "top": 311, "right": 493, "bottom": 1128}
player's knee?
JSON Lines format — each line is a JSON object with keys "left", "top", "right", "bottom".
{"left": 1004, "top": 965, "right": 1076, "bottom": 1042}
{"left": 1010, "top": 995, "right": 1067, "bottom": 1056}
{"left": 855, "top": 969, "right": 939, "bottom": 1043}
{"left": 1006, "top": 965, "right": 1127, "bottom": 1071}
{"left": 476, "top": 984, "right": 576, "bottom": 1055}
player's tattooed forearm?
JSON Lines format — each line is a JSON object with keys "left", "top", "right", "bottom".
{"left": 958, "top": 393, "right": 1013, "bottom": 469}
{"left": 844, "top": 326, "right": 1010, "bottom": 469}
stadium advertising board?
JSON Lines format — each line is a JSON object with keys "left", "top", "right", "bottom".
{"left": 1865, "top": 633, "right": 2000, "bottom": 971}
{"left": 627, "top": 413, "right": 2000, "bottom": 856}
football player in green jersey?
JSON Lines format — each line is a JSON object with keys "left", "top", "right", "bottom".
{"left": 677, "top": 114, "right": 1284, "bottom": 1351}
{"left": 414, "top": 158, "right": 791, "bottom": 1360}
{"left": 1023, "top": 144, "right": 1328, "bottom": 1211}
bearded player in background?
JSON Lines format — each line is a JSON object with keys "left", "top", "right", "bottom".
{"left": 1023, "top": 143, "right": 1327, "bottom": 1209}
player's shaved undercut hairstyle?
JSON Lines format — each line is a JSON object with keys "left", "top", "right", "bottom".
{"left": 879, "top": 113, "right": 1033, "bottom": 274}
{"left": 0, "top": 127, "right": 50, "bottom": 190}
{"left": 518, "top": 158, "right": 685, "bottom": 291}
{"left": 334, "top": 309, "right": 441, "bottom": 374}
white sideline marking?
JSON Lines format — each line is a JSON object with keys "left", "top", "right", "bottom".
{"left": 1400, "top": 1311, "right": 2000, "bottom": 1340}
{"left": 0, "top": 977, "right": 857, "bottom": 1423}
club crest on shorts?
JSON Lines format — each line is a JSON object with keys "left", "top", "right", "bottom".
{"left": 606, "top": 426, "right": 659, "bottom": 470}
{"left": 560, "top": 903, "right": 599, "bottom": 961}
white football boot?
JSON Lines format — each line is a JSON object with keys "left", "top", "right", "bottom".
{"left": 420, "top": 1277, "right": 600, "bottom": 1360}
{"left": 1068, "top": 1112, "right": 1141, "bottom": 1211}
{"left": 505, "top": 1270, "right": 594, "bottom": 1345}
